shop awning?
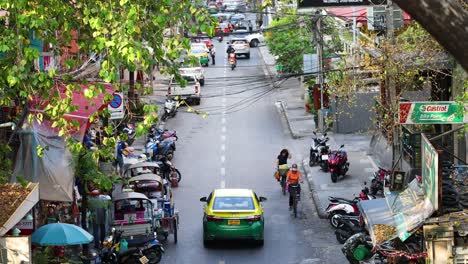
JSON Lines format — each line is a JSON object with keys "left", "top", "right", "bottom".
{"left": 0, "top": 183, "right": 39, "bottom": 236}
{"left": 360, "top": 179, "right": 434, "bottom": 245}
{"left": 29, "top": 82, "right": 115, "bottom": 141}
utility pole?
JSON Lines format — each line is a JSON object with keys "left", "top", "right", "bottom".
{"left": 315, "top": 12, "right": 325, "bottom": 132}
{"left": 384, "top": 0, "right": 399, "bottom": 169}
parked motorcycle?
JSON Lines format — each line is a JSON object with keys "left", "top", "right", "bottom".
{"left": 161, "top": 97, "right": 178, "bottom": 122}
{"left": 146, "top": 137, "right": 175, "bottom": 161}
{"left": 149, "top": 127, "right": 178, "bottom": 141}
{"left": 370, "top": 167, "right": 391, "bottom": 195}
{"left": 122, "top": 123, "right": 136, "bottom": 146}
{"left": 101, "top": 229, "right": 164, "bottom": 264}
{"left": 309, "top": 132, "right": 329, "bottom": 167}
{"left": 334, "top": 214, "right": 366, "bottom": 244}
{"left": 326, "top": 183, "right": 374, "bottom": 228}
{"left": 328, "top": 144, "right": 349, "bottom": 183}
{"left": 156, "top": 157, "right": 182, "bottom": 186}
{"left": 229, "top": 53, "right": 236, "bottom": 70}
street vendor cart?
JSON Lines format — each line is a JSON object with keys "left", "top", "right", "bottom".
{"left": 125, "top": 174, "right": 179, "bottom": 243}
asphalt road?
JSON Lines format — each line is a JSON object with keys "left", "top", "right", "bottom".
{"left": 159, "top": 24, "right": 347, "bottom": 264}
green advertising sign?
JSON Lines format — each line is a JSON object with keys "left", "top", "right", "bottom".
{"left": 399, "top": 101, "right": 467, "bottom": 124}
{"left": 422, "top": 134, "right": 438, "bottom": 211}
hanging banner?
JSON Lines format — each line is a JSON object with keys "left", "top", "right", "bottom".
{"left": 399, "top": 101, "right": 467, "bottom": 124}
{"left": 298, "top": 0, "right": 386, "bottom": 8}
{"left": 422, "top": 134, "right": 439, "bottom": 211}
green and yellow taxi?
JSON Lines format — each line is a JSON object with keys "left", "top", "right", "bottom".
{"left": 200, "top": 189, "right": 267, "bottom": 246}
{"left": 189, "top": 43, "right": 210, "bottom": 67}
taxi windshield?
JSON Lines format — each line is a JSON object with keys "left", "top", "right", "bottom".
{"left": 212, "top": 196, "right": 255, "bottom": 210}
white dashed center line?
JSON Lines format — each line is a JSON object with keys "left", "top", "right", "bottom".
{"left": 221, "top": 155, "right": 226, "bottom": 163}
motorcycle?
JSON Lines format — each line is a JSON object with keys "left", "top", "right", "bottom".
{"left": 328, "top": 144, "right": 349, "bottom": 183}
{"left": 370, "top": 167, "right": 391, "bottom": 195}
{"left": 146, "top": 137, "right": 175, "bottom": 161}
{"left": 161, "top": 97, "right": 178, "bottom": 122}
{"left": 101, "top": 229, "right": 164, "bottom": 264}
{"left": 309, "top": 131, "right": 329, "bottom": 167}
{"left": 278, "top": 164, "right": 289, "bottom": 195}
{"left": 229, "top": 53, "right": 236, "bottom": 70}
{"left": 155, "top": 157, "right": 182, "bottom": 186}
{"left": 122, "top": 123, "right": 136, "bottom": 146}
{"left": 149, "top": 127, "right": 177, "bottom": 141}
{"left": 326, "top": 183, "right": 374, "bottom": 228}
{"left": 217, "top": 35, "right": 223, "bottom": 42}
{"left": 334, "top": 214, "right": 366, "bottom": 244}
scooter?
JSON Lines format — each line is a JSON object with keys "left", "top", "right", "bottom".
{"left": 161, "top": 97, "right": 178, "bottom": 122}
{"left": 122, "top": 123, "right": 136, "bottom": 146}
{"left": 334, "top": 214, "right": 366, "bottom": 244}
{"left": 149, "top": 127, "right": 177, "bottom": 141}
{"left": 370, "top": 167, "right": 391, "bottom": 195}
{"left": 155, "top": 157, "right": 182, "bottom": 186}
{"left": 101, "top": 229, "right": 164, "bottom": 264}
{"left": 328, "top": 144, "right": 349, "bottom": 183}
{"left": 326, "top": 183, "right": 374, "bottom": 228}
{"left": 309, "top": 132, "right": 329, "bottom": 167}
{"left": 146, "top": 137, "right": 175, "bottom": 161}
{"left": 217, "top": 35, "right": 223, "bottom": 42}
{"left": 229, "top": 53, "right": 236, "bottom": 70}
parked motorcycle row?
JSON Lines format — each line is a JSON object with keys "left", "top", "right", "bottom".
{"left": 309, "top": 132, "right": 350, "bottom": 183}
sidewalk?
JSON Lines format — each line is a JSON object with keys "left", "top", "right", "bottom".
{"left": 258, "top": 45, "right": 378, "bottom": 218}
{"left": 258, "top": 45, "right": 316, "bottom": 138}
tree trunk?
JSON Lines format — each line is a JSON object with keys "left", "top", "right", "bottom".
{"left": 393, "top": 0, "right": 468, "bottom": 71}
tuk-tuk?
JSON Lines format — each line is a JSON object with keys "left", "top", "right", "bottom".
{"left": 111, "top": 191, "right": 156, "bottom": 242}
{"left": 122, "top": 161, "right": 161, "bottom": 179}
{"left": 125, "top": 174, "right": 179, "bottom": 243}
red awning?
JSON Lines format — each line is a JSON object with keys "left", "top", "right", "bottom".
{"left": 29, "top": 82, "right": 115, "bottom": 140}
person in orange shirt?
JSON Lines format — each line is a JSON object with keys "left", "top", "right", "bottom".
{"left": 287, "top": 163, "right": 302, "bottom": 210}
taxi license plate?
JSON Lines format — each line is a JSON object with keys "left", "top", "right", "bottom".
{"left": 228, "top": 219, "right": 240, "bottom": 225}
{"left": 321, "top": 155, "right": 329, "bottom": 160}
{"left": 139, "top": 256, "right": 149, "bottom": 264}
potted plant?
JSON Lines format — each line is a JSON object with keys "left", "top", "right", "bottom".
{"left": 92, "top": 137, "right": 117, "bottom": 175}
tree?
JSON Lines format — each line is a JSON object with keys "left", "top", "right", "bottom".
{"left": 0, "top": 0, "right": 215, "bottom": 183}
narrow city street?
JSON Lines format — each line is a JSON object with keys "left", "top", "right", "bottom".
{"left": 159, "top": 35, "right": 346, "bottom": 263}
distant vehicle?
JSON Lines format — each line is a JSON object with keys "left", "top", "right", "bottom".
{"left": 200, "top": 189, "right": 267, "bottom": 247}
{"left": 207, "top": 2, "right": 218, "bottom": 13}
{"left": 245, "top": 30, "right": 266, "bottom": 47}
{"left": 230, "top": 14, "right": 245, "bottom": 24}
{"left": 229, "top": 38, "right": 250, "bottom": 58}
{"left": 168, "top": 74, "right": 201, "bottom": 105}
{"left": 189, "top": 43, "right": 210, "bottom": 66}
{"left": 224, "top": 2, "right": 247, "bottom": 12}
{"left": 178, "top": 57, "right": 205, "bottom": 86}
{"left": 215, "top": 22, "right": 231, "bottom": 36}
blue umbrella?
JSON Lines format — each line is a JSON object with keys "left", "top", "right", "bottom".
{"left": 31, "top": 223, "right": 94, "bottom": 246}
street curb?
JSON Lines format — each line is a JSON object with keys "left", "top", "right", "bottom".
{"left": 257, "top": 46, "right": 275, "bottom": 79}
{"left": 276, "top": 100, "right": 301, "bottom": 139}
{"left": 301, "top": 159, "right": 327, "bottom": 219}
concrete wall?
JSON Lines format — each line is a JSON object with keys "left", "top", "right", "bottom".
{"left": 330, "top": 92, "right": 379, "bottom": 134}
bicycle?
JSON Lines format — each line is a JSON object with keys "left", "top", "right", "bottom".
{"left": 278, "top": 165, "right": 289, "bottom": 195}
{"left": 289, "top": 183, "right": 301, "bottom": 218}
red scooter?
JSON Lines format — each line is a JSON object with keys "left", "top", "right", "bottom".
{"left": 229, "top": 53, "right": 236, "bottom": 70}
{"left": 328, "top": 144, "right": 349, "bottom": 183}
{"left": 370, "top": 167, "right": 391, "bottom": 195}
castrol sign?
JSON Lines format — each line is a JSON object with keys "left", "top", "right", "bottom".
{"left": 399, "top": 101, "right": 467, "bottom": 124}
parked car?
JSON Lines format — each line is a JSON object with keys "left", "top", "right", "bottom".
{"left": 200, "top": 189, "right": 267, "bottom": 247}
{"left": 168, "top": 74, "right": 201, "bottom": 105}
{"left": 229, "top": 38, "right": 250, "bottom": 58}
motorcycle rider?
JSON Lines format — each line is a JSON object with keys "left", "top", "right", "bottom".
{"left": 286, "top": 163, "right": 302, "bottom": 210}
{"left": 226, "top": 44, "right": 235, "bottom": 55}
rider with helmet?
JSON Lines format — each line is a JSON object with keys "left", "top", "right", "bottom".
{"left": 286, "top": 163, "right": 302, "bottom": 210}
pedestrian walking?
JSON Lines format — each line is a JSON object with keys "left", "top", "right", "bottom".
{"left": 210, "top": 45, "right": 216, "bottom": 65}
